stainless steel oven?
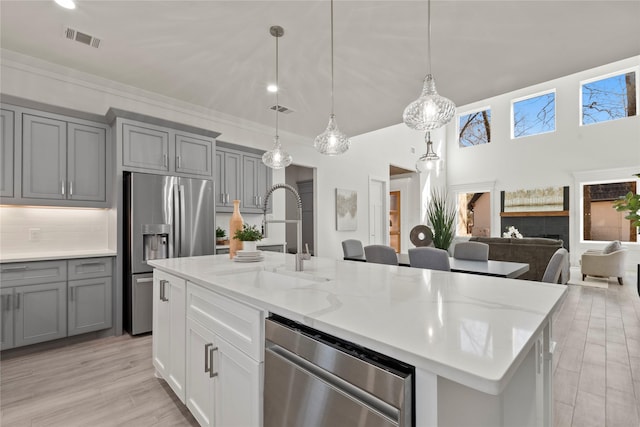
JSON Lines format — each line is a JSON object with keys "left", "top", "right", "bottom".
{"left": 264, "top": 315, "right": 414, "bottom": 427}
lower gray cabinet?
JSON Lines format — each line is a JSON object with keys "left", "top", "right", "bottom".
{"left": 13, "top": 282, "right": 67, "bottom": 348}
{"left": 1, "top": 288, "right": 15, "bottom": 350}
{"left": 68, "top": 276, "right": 112, "bottom": 336}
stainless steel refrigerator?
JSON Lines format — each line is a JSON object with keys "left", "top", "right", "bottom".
{"left": 124, "top": 172, "right": 214, "bottom": 335}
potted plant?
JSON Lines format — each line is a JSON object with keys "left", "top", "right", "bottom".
{"left": 216, "top": 226, "right": 227, "bottom": 245}
{"left": 613, "top": 173, "right": 640, "bottom": 228}
{"left": 233, "top": 223, "right": 263, "bottom": 251}
{"left": 426, "top": 188, "right": 456, "bottom": 250}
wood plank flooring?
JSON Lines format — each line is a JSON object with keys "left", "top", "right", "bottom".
{"left": 1, "top": 271, "right": 638, "bottom": 426}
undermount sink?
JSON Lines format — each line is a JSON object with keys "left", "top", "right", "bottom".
{"left": 265, "top": 267, "right": 332, "bottom": 283}
{"left": 219, "top": 269, "right": 331, "bottom": 291}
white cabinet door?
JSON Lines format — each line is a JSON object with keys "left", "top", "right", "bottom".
{"left": 152, "top": 270, "right": 186, "bottom": 403}
{"left": 186, "top": 318, "right": 216, "bottom": 427}
{"left": 215, "top": 335, "right": 262, "bottom": 427}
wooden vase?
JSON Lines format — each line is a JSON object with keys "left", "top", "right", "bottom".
{"left": 229, "top": 200, "right": 244, "bottom": 258}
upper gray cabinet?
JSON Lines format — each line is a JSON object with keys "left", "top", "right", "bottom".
{"left": 242, "top": 154, "right": 272, "bottom": 214}
{"left": 216, "top": 148, "right": 242, "bottom": 212}
{"left": 21, "top": 112, "right": 109, "bottom": 207}
{"left": 120, "top": 120, "right": 215, "bottom": 178}
{"left": 0, "top": 108, "right": 15, "bottom": 199}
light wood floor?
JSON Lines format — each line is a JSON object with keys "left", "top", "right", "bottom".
{"left": 1, "top": 272, "right": 638, "bottom": 427}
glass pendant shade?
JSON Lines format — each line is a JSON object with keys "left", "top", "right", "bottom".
{"left": 415, "top": 132, "right": 439, "bottom": 173}
{"left": 403, "top": 74, "right": 456, "bottom": 131}
{"left": 262, "top": 136, "right": 292, "bottom": 169}
{"left": 314, "top": 114, "right": 350, "bottom": 156}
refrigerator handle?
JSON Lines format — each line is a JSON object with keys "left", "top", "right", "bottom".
{"left": 173, "top": 183, "right": 181, "bottom": 257}
{"left": 179, "top": 185, "right": 187, "bottom": 257}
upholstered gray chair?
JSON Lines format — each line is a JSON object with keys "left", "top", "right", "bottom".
{"left": 342, "top": 239, "right": 364, "bottom": 259}
{"left": 364, "top": 245, "right": 398, "bottom": 266}
{"left": 408, "top": 247, "right": 451, "bottom": 272}
{"left": 453, "top": 241, "right": 489, "bottom": 261}
{"left": 581, "top": 241, "right": 627, "bottom": 285}
{"left": 542, "top": 248, "right": 569, "bottom": 284}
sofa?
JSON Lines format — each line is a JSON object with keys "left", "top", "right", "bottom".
{"left": 469, "top": 237, "right": 565, "bottom": 282}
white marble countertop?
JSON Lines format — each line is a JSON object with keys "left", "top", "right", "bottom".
{"left": 148, "top": 252, "right": 567, "bottom": 395}
{"left": 0, "top": 249, "right": 117, "bottom": 263}
{"left": 215, "top": 240, "right": 286, "bottom": 249}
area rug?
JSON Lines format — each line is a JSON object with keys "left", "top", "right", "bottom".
{"left": 567, "top": 267, "right": 614, "bottom": 288}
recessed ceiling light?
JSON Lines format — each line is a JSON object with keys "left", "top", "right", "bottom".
{"left": 267, "top": 84, "right": 278, "bottom": 93}
{"left": 54, "top": 0, "right": 76, "bottom": 10}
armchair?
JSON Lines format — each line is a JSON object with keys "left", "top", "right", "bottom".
{"left": 581, "top": 243, "right": 627, "bottom": 285}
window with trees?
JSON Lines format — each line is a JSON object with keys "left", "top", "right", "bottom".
{"left": 458, "top": 108, "right": 491, "bottom": 147}
{"left": 581, "top": 71, "right": 637, "bottom": 125}
{"left": 512, "top": 91, "right": 556, "bottom": 138}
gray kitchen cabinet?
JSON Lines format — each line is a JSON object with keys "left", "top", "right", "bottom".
{"left": 122, "top": 123, "right": 169, "bottom": 172}
{"left": 0, "top": 288, "right": 14, "bottom": 350}
{"left": 21, "top": 112, "right": 109, "bottom": 206}
{"left": 242, "top": 153, "right": 272, "bottom": 214}
{"left": 121, "top": 119, "right": 214, "bottom": 178}
{"left": 67, "top": 257, "right": 113, "bottom": 336}
{"left": 0, "top": 108, "right": 15, "bottom": 199}
{"left": 176, "top": 133, "right": 212, "bottom": 176}
{"left": 14, "top": 282, "right": 68, "bottom": 348}
{"left": 215, "top": 148, "right": 242, "bottom": 212}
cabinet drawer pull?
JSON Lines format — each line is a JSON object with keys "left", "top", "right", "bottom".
{"left": 204, "top": 343, "right": 213, "bottom": 373}
{"left": 1, "top": 266, "right": 28, "bottom": 272}
{"left": 209, "top": 346, "right": 219, "bottom": 378}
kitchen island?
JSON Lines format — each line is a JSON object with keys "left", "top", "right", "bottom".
{"left": 148, "top": 252, "right": 566, "bottom": 427}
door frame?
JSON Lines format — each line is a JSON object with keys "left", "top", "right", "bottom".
{"left": 449, "top": 181, "right": 496, "bottom": 238}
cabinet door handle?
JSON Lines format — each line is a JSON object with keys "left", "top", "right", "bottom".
{"left": 209, "top": 346, "right": 219, "bottom": 378}
{"left": 69, "top": 181, "right": 73, "bottom": 196}
{"left": 176, "top": 156, "right": 181, "bottom": 168}
{"left": 14, "top": 293, "right": 20, "bottom": 310}
{"left": 159, "top": 279, "right": 169, "bottom": 302}
{"left": 226, "top": 194, "right": 230, "bottom": 204}
{"left": 163, "top": 154, "right": 168, "bottom": 167}
{"left": 61, "top": 180, "right": 65, "bottom": 196}
{"left": 2, "top": 294, "right": 11, "bottom": 311}
{"left": 204, "top": 343, "right": 213, "bottom": 373}
{"left": 259, "top": 196, "right": 262, "bottom": 206}
{"left": 70, "top": 286, "right": 75, "bottom": 302}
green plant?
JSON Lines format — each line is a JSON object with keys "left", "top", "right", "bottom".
{"left": 426, "top": 188, "right": 456, "bottom": 250}
{"left": 233, "top": 223, "right": 263, "bottom": 242}
{"left": 613, "top": 173, "right": 640, "bottom": 227}
{"left": 216, "top": 226, "right": 226, "bottom": 239}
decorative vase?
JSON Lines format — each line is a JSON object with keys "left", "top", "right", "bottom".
{"left": 242, "top": 241, "right": 258, "bottom": 252}
{"left": 229, "top": 200, "right": 243, "bottom": 258}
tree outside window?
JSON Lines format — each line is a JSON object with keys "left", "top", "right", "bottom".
{"left": 512, "top": 92, "right": 556, "bottom": 138}
{"left": 581, "top": 71, "right": 637, "bottom": 125}
{"left": 458, "top": 109, "right": 491, "bottom": 147}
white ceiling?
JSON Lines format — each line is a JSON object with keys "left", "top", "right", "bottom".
{"left": 1, "top": 1, "right": 639, "bottom": 140}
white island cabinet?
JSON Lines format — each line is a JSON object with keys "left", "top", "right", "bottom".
{"left": 149, "top": 252, "right": 566, "bottom": 427}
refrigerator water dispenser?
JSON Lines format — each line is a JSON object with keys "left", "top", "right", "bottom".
{"left": 142, "top": 224, "right": 170, "bottom": 261}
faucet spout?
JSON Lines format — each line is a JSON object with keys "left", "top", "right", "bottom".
{"left": 262, "top": 183, "right": 308, "bottom": 271}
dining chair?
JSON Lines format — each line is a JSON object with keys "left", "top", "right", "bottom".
{"left": 453, "top": 241, "right": 489, "bottom": 261}
{"left": 408, "top": 247, "right": 451, "bottom": 271}
{"left": 364, "top": 245, "right": 398, "bottom": 265}
{"left": 342, "top": 239, "right": 364, "bottom": 259}
{"left": 541, "top": 248, "right": 569, "bottom": 284}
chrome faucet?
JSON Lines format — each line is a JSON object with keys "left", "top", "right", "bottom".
{"left": 262, "top": 183, "right": 310, "bottom": 271}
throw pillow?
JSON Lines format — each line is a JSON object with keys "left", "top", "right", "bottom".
{"left": 602, "top": 240, "right": 622, "bottom": 254}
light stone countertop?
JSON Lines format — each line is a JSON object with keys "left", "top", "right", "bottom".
{"left": 148, "top": 252, "right": 567, "bottom": 396}
{"left": 0, "top": 249, "right": 117, "bottom": 263}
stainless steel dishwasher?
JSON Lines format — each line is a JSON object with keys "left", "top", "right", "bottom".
{"left": 264, "top": 315, "right": 414, "bottom": 427}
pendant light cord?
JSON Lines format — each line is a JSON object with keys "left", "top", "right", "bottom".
{"left": 275, "top": 34, "right": 279, "bottom": 139}
{"left": 330, "top": 0, "right": 335, "bottom": 115}
{"left": 427, "top": 0, "right": 432, "bottom": 76}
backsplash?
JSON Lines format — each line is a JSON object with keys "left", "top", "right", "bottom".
{"left": 0, "top": 206, "right": 111, "bottom": 255}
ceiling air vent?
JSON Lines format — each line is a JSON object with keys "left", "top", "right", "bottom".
{"left": 269, "top": 104, "right": 294, "bottom": 114}
{"left": 63, "top": 26, "right": 101, "bottom": 48}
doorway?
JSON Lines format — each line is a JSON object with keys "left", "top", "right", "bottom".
{"left": 457, "top": 192, "right": 491, "bottom": 237}
{"left": 369, "top": 177, "right": 387, "bottom": 245}
{"left": 285, "top": 165, "right": 316, "bottom": 255}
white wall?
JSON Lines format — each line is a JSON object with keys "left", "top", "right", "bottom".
{"left": 446, "top": 56, "right": 640, "bottom": 270}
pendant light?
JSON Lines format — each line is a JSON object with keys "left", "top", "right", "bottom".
{"left": 262, "top": 26, "right": 293, "bottom": 170}
{"left": 313, "top": 0, "right": 350, "bottom": 156}
{"left": 415, "top": 132, "right": 439, "bottom": 173}
{"left": 403, "top": 0, "right": 456, "bottom": 130}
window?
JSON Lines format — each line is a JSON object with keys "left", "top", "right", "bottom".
{"left": 583, "top": 181, "right": 637, "bottom": 242}
{"left": 458, "top": 108, "right": 491, "bottom": 147}
{"left": 512, "top": 91, "right": 556, "bottom": 138}
{"left": 581, "top": 71, "right": 637, "bottom": 125}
